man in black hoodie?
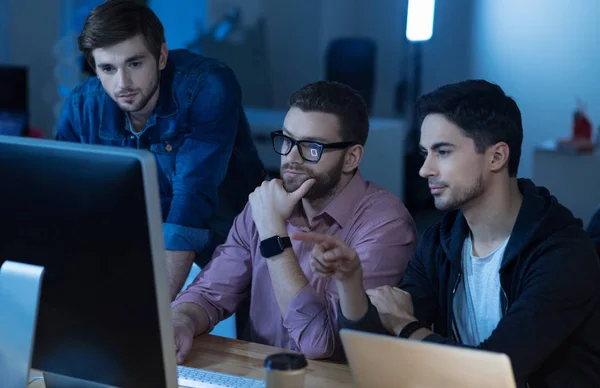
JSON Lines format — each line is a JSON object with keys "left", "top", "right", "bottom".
{"left": 292, "top": 80, "right": 600, "bottom": 387}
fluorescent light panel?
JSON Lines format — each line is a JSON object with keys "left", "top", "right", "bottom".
{"left": 406, "top": 0, "right": 435, "bottom": 42}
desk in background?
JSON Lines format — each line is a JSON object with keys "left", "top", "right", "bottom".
{"left": 30, "top": 334, "right": 354, "bottom": 388}
{"left": 246, "top": 107, "right": 406, "bottom": 200}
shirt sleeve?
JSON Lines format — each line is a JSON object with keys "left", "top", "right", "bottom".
{"left": 171, "top": 204, "right": 254, "bottom": 332}
{"left": 163, "top": 66, "right": 242, "bottom": 252}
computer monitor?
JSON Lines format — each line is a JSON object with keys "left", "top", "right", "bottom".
{"left": 0, "top": 135, "right": 178, "bottom": 388}
{"left": 0, "top": 65, "right": 28, "bottom": 137}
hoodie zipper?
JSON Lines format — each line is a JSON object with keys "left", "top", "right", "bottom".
{"left": 500, "top": 286, "right": 509, "bottom": 315}
{"left": 452, "top": 272, "right": 462, "bottom": 294}
{"left": 450, "top": 272, "right": 462, "bottom": 342}
{"left": 499, "top": 267, "right": 510, "bottom": 315}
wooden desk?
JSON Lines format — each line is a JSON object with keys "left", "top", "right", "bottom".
{"left": 30, "top": 334, "right": 354, "bottom": 387}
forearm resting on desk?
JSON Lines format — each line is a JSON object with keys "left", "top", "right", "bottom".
{"left": 172, "top": 302, "right": 211, "bottom": 336}
{"left": 166, "top": 250, "right": 196, "bottom": 301}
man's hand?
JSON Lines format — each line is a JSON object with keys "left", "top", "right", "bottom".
{"left": 291, "top": 232, "right": 363, "bottom": 282}
{"left": 367, "top": 286, "right": 416, "bottom": 336}
{"left": 172, "top": 311, "right": 196, "bottom": 364}
{"left": 248, "top": 179, "right": 315, "bottom": 239}
{"left": 291, "top": 231, "right": 368, "bottom": 321}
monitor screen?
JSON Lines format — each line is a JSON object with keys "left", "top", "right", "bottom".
{"left": 0, "top": 65, "right": 27, "bottom": 112}
{"left": 0, "top": 111, "right": 27, "bottom": 136}
{"left": 0, "top": 65, "right": 28, "bottom": 136}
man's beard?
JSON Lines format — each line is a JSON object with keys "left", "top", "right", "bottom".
{"left": 115, "top": 70, "right": 160, "bottom": 113}
{"left": 281, "top": 156, "right": 344, "bottom": 201}
{"left": 432, "top": 173, "right": 484, "bottom": 211}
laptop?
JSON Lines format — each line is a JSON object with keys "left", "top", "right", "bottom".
{"left": 340, "top": 329, "right": 516, "bottom": 388}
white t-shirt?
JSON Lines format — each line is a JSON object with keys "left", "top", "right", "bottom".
{"left": 453, "top": 234, "right": 509, "bottom": 346}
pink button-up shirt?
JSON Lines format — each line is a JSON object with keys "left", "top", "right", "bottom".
{"left": 172, "top": 171, "right": 417, "bottom": 359}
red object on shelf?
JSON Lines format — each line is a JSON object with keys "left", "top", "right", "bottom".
{"left": 557, "top": 104, "right": 594, "bottom": 153}
{"left": 26, "top": 126, "right": 44, "bottom": 139}
{"left": 573, "top": 110, "right": 592, "bottom": 140}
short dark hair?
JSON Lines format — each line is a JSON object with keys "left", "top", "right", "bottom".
{"left": 289, "top": 81, "right": 369, "bottom": 146}
{"left": 416, "top": 79, "right": 523, "bottom": 177}
{"left": 78, "top": 0, "right": 165, "bottom": 68}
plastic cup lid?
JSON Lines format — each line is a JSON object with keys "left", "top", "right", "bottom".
{"left": 264, "top": 352, "right": 308, "bottom": 371}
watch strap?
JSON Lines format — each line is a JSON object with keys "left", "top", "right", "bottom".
{"left": 398, "top": 321, "right": 429, "bottom": 339}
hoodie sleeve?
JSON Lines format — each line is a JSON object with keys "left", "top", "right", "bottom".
{"left": 398, "top": 226, "right": 441, "bottom": 326}
{"left": 422, "top": 230, "right": 600, "bottom": 385}
{"left": 586, "top": 207, "right": 600, "bottom": 257}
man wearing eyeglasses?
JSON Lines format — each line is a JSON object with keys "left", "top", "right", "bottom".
{"left": 171, "top": 81, "right": 417, "bottom": 360}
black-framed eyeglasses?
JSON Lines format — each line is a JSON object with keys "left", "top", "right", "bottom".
{"left": 270, "top": 130, "right": 357, "bottom": 163}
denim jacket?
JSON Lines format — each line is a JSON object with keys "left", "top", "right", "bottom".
{"left": 56, "top": 50, "right": 265, "bottom": 254}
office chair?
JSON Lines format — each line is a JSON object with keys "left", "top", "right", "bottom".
{"left": 325, "top": 37, "right": 376, "bottom": 113}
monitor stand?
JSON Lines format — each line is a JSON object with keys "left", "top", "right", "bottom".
{"left": 0, "top": 260, "right": 44, "bottom": 388}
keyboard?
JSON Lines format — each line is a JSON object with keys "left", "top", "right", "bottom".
{"left": 177, "top": 365, "right": 266, "bottom": 388}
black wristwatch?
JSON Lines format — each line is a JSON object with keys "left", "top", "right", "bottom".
{"left": 398, "top": 321, "right": 429, "bottom": 339}
{"left": 259, "top": 235, "right": 292, "bottom": 258}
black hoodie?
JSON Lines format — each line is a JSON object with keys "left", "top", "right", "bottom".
{"left": 339, "top": 179, "right": 600, "bottom": 387}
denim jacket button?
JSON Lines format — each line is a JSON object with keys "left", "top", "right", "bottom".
{"left": 165, "top": 143, "right": 173, "bottom": 152}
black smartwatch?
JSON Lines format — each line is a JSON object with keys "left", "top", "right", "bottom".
{"left": 398, "top": 321, "right": 429, "bottom": 339}
{"left": 259, "top": 236, "right": 292, "bottom": 258}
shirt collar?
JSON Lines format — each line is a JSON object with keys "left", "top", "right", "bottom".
{"left": 288, "top": 170, "right": 367, "bottom": 229}
{"left": 154, "top": 59, "right": 178, "bottom": 118}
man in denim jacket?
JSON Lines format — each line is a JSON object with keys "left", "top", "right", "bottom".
{"left": 56, "top": 0, "right": 265, "bottom": 300}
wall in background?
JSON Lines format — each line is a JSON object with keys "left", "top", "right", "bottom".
{"left": 262, "top": 0, "right": 322, "bottom": 109}
{"left": 150, "top": 0, "right": 207, "bottom": 50}
{"left": 470, "top": 0, "right": 600, "bottom": 178}
{"left": 271, "top": 0, "right": 473, "bottom": 117}
{"left": 422, "top": 0, "right": 473, "bottom": 94}
{"left": 216, "top": 0, "right": 475, "bottom": 117}
{"left": 0, "top": 1, "right": 8, "bottom": 64}
{"left": 353, "top": 0, "right": 406, "bottom": 117}
{"left": 8, "top": 0, "right": 61, "bottom": 135}
{"left": 207, "top": 0, "right": 262, "bottom": 28}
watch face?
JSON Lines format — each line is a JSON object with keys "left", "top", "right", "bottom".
{"left": 260, "top": 236, "right": 291, "bottom": 258}
{"left": 259, "top": 244, "right": 270, "bottom": 257}
{"left": 260, "top": 237, "right": 279, "bottom": 258}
